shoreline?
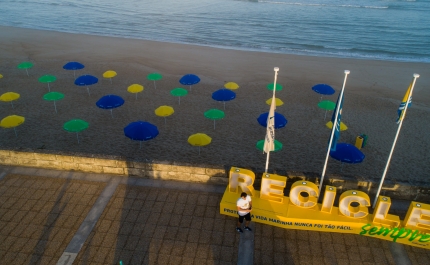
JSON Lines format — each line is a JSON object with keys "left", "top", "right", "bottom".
{"left": 3, "top": 25, "right": 430, "bottom": 64}
{"left": 0, "top": 25, "right": 429, "bottom": 183}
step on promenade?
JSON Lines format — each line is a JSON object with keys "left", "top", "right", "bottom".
{"left": 0, "top": 165, "right": 429, "bottom": 265}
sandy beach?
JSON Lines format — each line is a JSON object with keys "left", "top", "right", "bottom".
{"left": 0, "top": 26, "right": 429, "bottom": 183}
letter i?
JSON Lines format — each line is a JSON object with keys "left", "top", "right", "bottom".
{"left": 321, "top": 186, "right": 336, "bottom": 213}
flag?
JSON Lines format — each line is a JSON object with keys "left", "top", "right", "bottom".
{"left": 263, "top": 94, "right": 276, "bottom": 153}
{"left": 396, "top": 82, "right": 413, "bottom": 124}
{"left": 330, "top": 93, "right": 343, "bottom": 152}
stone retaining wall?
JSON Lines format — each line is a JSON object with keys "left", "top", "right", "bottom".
{"left": 0, "top": 150, "right": 228, "bottom": 184}
{"left": 1, "top": 149, "right": 429, "bottom": 202}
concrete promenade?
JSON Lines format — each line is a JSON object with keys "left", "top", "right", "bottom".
{"left": 0, "top": 165, "right": 429, "bottom": 265}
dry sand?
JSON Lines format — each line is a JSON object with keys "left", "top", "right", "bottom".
{"left": 0, "top": 26, "right": 429, "bottom": 183}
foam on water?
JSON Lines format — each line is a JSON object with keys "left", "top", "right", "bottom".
{"left": 1, "top": 0, "right": 429, "bottom": 63}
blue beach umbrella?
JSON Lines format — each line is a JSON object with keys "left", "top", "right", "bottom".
{"left": 312, "top": 84, "right": 335, "bottom": 101}
{"left": 330, "top": 143, "right": 365, "bottom": 164}
{"left": 124, "top": 121, "right": 159, "bottom": 149}
{"left": 75, "top": 75, "right": 98, "bottom": 95}
{"left": 179, "top": 74, "right": 200, "bottom": 91}
{"left": 257, "top": 112, "right": 287, "bottom": 129}
{"left": 96, "top": 94, "right": 125, "bottom": 118}
{"left": 63, "top": 62, "right": 85, "bottom": 77}
{"left": 212, "top": 88, "right": 236, "bottom": 110}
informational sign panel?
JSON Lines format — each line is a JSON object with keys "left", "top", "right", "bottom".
{"left": 220, "top": 167, "right": 430, "bottom": 249}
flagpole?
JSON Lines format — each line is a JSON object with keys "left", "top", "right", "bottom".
{"left": 372, "top": 73, "right": 419, "bottom": 207}
{"left": 318, "top": 70, "right": 350, "bottom": 195}
{"left": 265, "top": 67, "right": 279, "bottom": 173}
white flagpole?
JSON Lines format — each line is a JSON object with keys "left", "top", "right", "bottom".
{"left": 264, "top": 67, "right": 279, "bottom": 173}
{"left": 318, "top": 70, "right": 350, "bottom": 195}
{"left": 372, "top": 73, "right": 419, "bottom": 207}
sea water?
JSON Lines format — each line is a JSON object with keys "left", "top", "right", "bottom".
{"left": 1, "top": 0, "right": 429, "bottom": 62}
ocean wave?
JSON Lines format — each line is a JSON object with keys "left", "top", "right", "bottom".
{"left": 258, "top": 1, "right": 388, "bottom": 9}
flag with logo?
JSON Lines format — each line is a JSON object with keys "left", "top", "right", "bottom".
{"left": 330, "top": 93, "right": 343, "bottom": 152}
{"left": 263, "top": 94, "right": 276, "bottom": 154}
{"left": 396, "top": 82, "right": 413, "bottom": 124}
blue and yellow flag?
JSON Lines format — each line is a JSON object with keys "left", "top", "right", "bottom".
{"left": 396, "top": 82, "right": 412, "bottom": 124}
{"left": 330, "top": 93, "right": 343, "bottom": 151}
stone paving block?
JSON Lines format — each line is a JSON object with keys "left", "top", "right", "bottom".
{"left": 211, "top": 230, "right": 224, "bottom": 245}
{"left": 171, "top": 240, "right": 186, "bottom": 256}
{"left": 146, "top": 189, "right": 160, "bottom": 201}
{"left": 183, "top": 242, "right": 198, "bottom": 258}
{"left": 262, "top": 251, "right": 275, "bottom": 264}
{"left": 149, "top": 238, "right": 163, "bottom": 253}
{"left": 223, "top": 232, "right": 236, "bottom": 247}
{"left": 383, "top": 248, "right": 396, "bottom": 264}
{"left": 187, "top": 228, "right": 200, "bottom": 243}
{"left": 3, "top": 251, "right": 19, "bottom": 263}
{"left": 180, "top": 215, "right": 193, "bottom": 228}
{"left": 124, "top": 235, "right": 140, "bottom": 251}
{"left": 159, "top": 239, "right": 174, "bottom": 255}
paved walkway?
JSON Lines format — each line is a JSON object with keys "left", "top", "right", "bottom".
{"left": 0, "top": 165, "right": 429, "bottom": 265}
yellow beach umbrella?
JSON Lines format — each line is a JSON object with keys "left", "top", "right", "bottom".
{"left": 127, "top": 84, "right": 144, "bottom": 100}
{"left": 326, "top": 121, "right": 348, "bottom": 131}
{"left": 155, "top": 105, "right": 174, "bottom": 124}
{"left": 0, "top": 115, "right": 25, "bottom": 137}
{"left": 266, "top": 97, "right": 284, "bottom": 107}
{"left": 0, "top": 92, "right": 20, "bottom": 108}
{"left": 103, "top": 70, "right": 117, "bottom": 84}
{"left": 224, "top": 82, "right": 239, "bottom": 90}
{"left": 188, "top": 133, "right": 211, "bottom": 155}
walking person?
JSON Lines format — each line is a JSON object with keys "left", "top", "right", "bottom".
{"left": 236, "top": 192, "right": 252, "bottom": 233}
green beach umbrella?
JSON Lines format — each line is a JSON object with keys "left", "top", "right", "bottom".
{"left": 170, "top": 88, "right": 188, "bottom": 105}
{"left": 43, "top": 92, "right": 64, "bottom": 113}
{"left": 256, "top": 139, "right": 283, "bottom": 152}
{"left": 267, "top": 83, "right": 283, "bottom": 91}
{"left": 147, "top": 73, "right": 162, "bottom": 89}
{"left": 63, "top": 119, "right": 89, "bottom": 144}
{"left": 18, "top": 62, "right": 34, "bottom": 76}
{"left": 39, "top": 75, "right": 57, "bottom": 91}
{"left": 204, "top": 109, "right": 225, "bottom": 130}
{"left": 318, "top": 100, "right": 336, "bottom": 120}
